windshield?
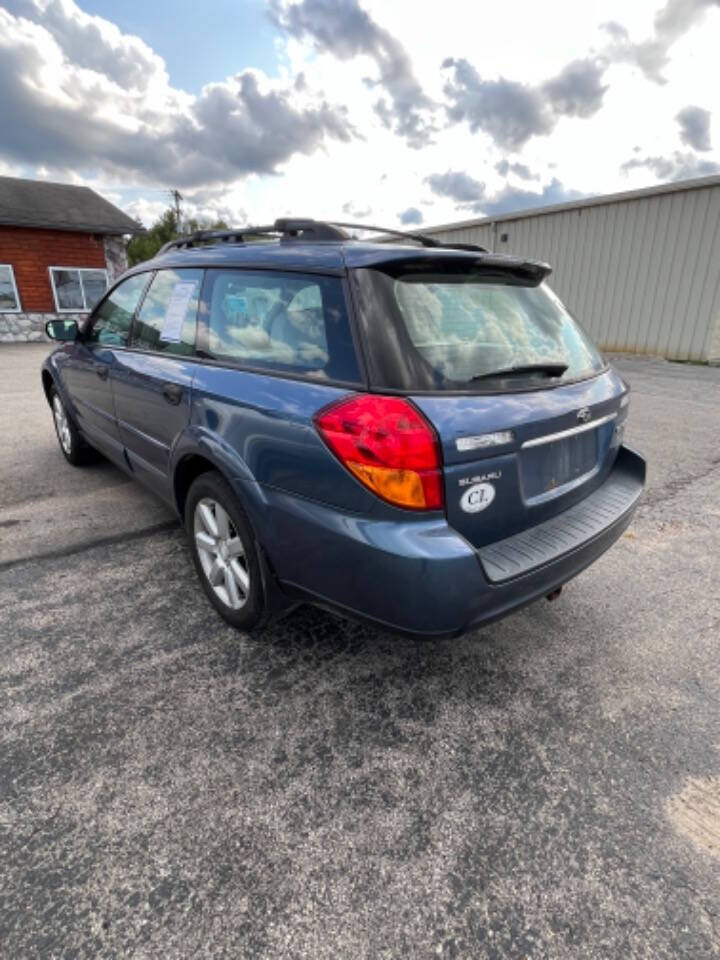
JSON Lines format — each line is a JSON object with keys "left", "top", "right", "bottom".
{"left": 368, "top": 268, "right": 604, "bottom": 389}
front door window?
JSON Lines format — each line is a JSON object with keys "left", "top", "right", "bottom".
{"left": 87, "top": 273, "right": 151, "bottom": 347}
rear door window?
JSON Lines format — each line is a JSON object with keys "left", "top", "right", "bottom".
{"left": 131, "top": 268, "right": 202, "bottom": 355}
{"left": 87, "top": 272, "right": 150, "bottom": 347}
{"left": 202, "top": 269, "right": 361, "bottom": 383}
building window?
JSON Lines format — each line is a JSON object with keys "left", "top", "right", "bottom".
{"left": 49, "top": 267, "right": 108, "bottom": 312}
{"left": 0, "top": 264, "right": 21, "bottom": 312}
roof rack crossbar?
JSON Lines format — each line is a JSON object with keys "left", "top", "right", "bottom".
{"left": 157, "top": 217, "right": 489, "bottom": 255}
{"left": 158, "top": 218, "right": 351, "bottom": 254}
{"left": 274, "top": 218, "right": 349, "bottom": 240}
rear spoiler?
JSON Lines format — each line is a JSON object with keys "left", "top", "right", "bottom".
{"left": 354, "top": 251, "right": 552, "bottom": 286}
{"left": 468, "top": 254, "right": 552, "bottom": 285}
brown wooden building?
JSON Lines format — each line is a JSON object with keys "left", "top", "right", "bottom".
{"left": 0, "top": 176, "right": 143, "bottom": 341}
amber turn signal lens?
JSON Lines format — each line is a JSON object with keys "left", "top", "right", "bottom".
{"left": 346, "top": 462, "right": 427, "bottom": 509}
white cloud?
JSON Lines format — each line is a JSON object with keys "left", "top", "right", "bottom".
{"left": 0, "top": 0, "right": 718, "bottom": 230}
{"left": 0, "top": 2, "right": 353, "bottom": 188}
{"left": 5, "top": 0, "right": 169, "bottom": 92}
{"left": 603, "top": 0, "right": 720, "bottom": 83}
{"left": 676, "top": 105, "right": 712, "bottom": 150}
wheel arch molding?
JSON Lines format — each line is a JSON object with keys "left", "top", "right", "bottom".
{"left": 170, "top": 425, "right": 259, "bottom": 520}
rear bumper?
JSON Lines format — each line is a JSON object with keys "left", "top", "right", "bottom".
{"left": 477, "top": 445, "right": 646, "bottom": 583}
{"left": 240, "top": 445, "right": 646, "bottom": 638}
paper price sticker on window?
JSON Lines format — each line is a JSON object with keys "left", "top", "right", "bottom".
{"left": 160, "top": 281, "right": 197, "bottom": 342}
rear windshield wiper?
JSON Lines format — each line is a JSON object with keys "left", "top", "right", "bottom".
{"left": 470, "top": 362, "right": 568, "bottom": 382}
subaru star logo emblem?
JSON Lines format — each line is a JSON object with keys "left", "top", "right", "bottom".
{"left": 577, "top": 407, "right": 592, "bottom": 423}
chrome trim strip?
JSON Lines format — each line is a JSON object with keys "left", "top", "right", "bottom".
{"left": 521, "top": 412, "right": 616, "bottom": 449}
{"left": 456, "top": 430, "right": 514, "bottom": 451}
{"left": 524, "top": 464, "right": 600, "bottom": 505}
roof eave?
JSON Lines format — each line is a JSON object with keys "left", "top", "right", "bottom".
{"left": 421, "top": 173, "right": 720, "bottom": 234}
{"left": 0, "top": 217, "right": 145, "bottom": 235}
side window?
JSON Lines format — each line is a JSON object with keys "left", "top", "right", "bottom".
{"left": 131, "top": 268, "right": 202, "bottom": 356}
{"left": 204, "top": 269, "right": 360, "bottom": 382}
{"left": 50, "top": 267, "right": 108, "bottom": 312}
{"left": 87, "top": 273, "right": 150, "bottom": 346}
{"left": 0, "top": 264, "right": 21, "bottom": 312}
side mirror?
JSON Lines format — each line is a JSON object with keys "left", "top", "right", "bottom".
{"left": 45, "top": 319, "right": 79, "bottom": 341}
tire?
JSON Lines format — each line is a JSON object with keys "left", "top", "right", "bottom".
{"left": 49, "top": 385, "right": 92, "bottom": 466}
{"left": 185, "top": 471, "right": 268, "bottom": 631}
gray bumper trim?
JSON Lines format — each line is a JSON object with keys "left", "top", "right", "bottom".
{"left": 478, "top": 447, "right": 645, "bottom": 584}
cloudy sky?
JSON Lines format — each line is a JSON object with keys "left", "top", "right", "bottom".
{"left": 0, "top": 0, "right": 718, "bottom": 229}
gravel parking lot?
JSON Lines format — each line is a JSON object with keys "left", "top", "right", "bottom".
{"left": 1, "top": 343, "right": 719, "bottom": 959}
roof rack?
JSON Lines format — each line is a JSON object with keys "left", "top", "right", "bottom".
{"left": 158, "top": 218, "right": 487, "bottom": 255}
{"left": 157, "top": 218, "right": 350, "bottom": 254}
{"left": 319, "top": 220, "right": 487, "bottom": 252}
{"left": 328, "top": 221, "right": 438, "bottom": 248}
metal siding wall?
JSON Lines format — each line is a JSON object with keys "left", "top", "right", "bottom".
{"left": 429, "top": 185, "right": 720, "bottom": 361}
{"left": 688, "top": 189, "right": 720, "bottom": 361}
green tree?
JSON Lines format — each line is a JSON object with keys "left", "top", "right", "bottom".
{"left": 127, "top": 208, "right": 229, "bottom": 266}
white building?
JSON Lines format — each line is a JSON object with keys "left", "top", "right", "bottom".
{"left": 423, "top": 175, "right": 720, "bottom": 364}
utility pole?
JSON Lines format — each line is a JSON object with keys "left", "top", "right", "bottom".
{"left": 169, "top": 189, "right": 183, "bottom": 230}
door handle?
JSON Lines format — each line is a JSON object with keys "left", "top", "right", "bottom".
{"left": 162, "top": 382, "right": 183, "bottom": 405}
{"left": 94, "top": 364, "right": 109, "bottom": 380}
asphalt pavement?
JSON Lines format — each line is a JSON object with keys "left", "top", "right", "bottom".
{"left": 1, "top": 344, "right": 719, "bottom": 959}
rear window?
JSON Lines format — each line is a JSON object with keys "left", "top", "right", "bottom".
{"left": 355, "top": 266, "right": 605, "bottom": 391}
{"left": 202, "top": 269, "right": 361, "bottom": 383}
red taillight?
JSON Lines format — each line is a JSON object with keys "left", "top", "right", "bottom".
{"left": 314, "top": 394, "right": 444, "bottom": 511}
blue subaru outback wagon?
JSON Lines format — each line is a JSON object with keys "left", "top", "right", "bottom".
{"left": 42, "top": 219, "right": 645, "bottom": 637}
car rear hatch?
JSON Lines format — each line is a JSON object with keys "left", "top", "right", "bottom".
{"left": 349, "top": 250, "right": 630, "bottom": 550}
{"left": 414, "top": 371, "right": 628, "bottom": 549}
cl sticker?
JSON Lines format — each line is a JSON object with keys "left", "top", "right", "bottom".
{"left": 460, "top": 482, "right": 496, "bottom": 513}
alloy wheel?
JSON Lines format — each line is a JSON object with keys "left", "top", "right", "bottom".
{"left": 193, "top": 498, "right": 250, "bottom": 609}
{"left": 53, "top": 395, "right": 72, "bottom": 454}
